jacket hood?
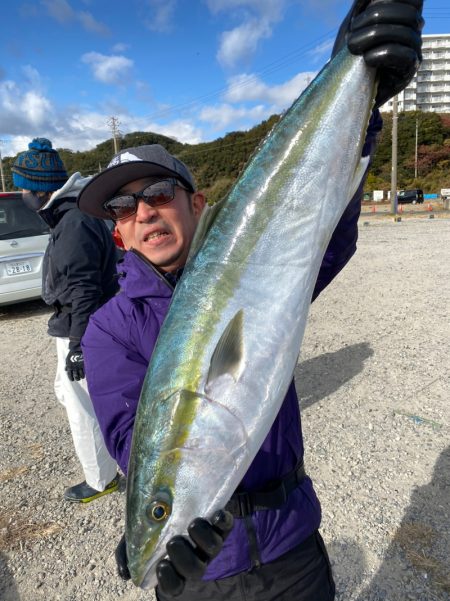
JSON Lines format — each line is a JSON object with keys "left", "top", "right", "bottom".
{"left": 118, "top": 250, "right": 174, "bottom": 301}
{"left": 40, "top": 172, "right": 92, "bottom": 212}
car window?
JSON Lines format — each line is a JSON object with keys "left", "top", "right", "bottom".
{"left": 0, "top": 196, "right": 50, "bottom": 240}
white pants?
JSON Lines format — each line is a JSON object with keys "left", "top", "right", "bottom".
{"left": 54, "top": 337, "right": 117, "bottom": 491}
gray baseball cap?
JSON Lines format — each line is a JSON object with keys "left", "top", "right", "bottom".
{"left": 77, "top": 144, "right": 196, "bottom": 219}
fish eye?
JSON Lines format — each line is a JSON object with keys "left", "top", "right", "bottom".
{"left": 148, "top": 500, "right": 171, "bottom": 522}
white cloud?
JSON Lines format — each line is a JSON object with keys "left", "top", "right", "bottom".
{"left": 40, "top": 0, "right": 110, "bottom": 35}
{"left": 200, "top": 103, "right": 268, "bottom": 132}
{"left": 21, "top": 91, "right": 53, "bottom": 126}
{"left": 144, "top": 0, "right": 177, "bottom": 33}
{"left": 224, "top": 70, "right": 317, "bottom": 109}
{"left": 143, "top": 119, "right": 203, "bottom": 144}
{"left": 308, "top": 39, "right": 334, "bottom": 62}
{"left": 206, "top": 0, "right": 282, "bottom": 19}
{"left": 198, "top": 66, "right": 319, "bottom": 133}
{"left": 82, "top": 52, "right": 134, "bottom": 85}
{"left": 21, "top": 65, "right": 43, "bottom": 89}
{"left": 218, "top": 19, "right": 272, "bottom": 68}
{"left": 77, "top": 11, "right": 110, "bottom": 36}
{"left": 0, "top": 79, "right": 53, "bottom": 138}
{"left": 112, "top": 43, "right": 129, "bottom": 53}
{"left": 0, "top": 76, "right": 108, "bottom": 155}
{"left": 7, "top": 136, "right": 36, "bottom": 156}
{"left": 0, "top": 74, "right": 204, "bottom": 158}
{"left": 41, "top": 0, "right": 74, "bottom": 23}
{"left": 207, "top": 0, "right": 287, "bottom": 68}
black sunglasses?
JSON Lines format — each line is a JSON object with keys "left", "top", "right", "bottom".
{"left": 103, "top": 178, "right": 187, "bottom": 221}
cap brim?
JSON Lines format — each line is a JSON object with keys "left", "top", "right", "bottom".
{"left": 77, "top": 161, "right": 191, "bottom": 219}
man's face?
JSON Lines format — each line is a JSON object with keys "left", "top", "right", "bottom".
{"left": 115, "top": 177, "right": 205, "bottom": 273}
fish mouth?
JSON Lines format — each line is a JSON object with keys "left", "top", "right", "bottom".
{"left": 137, "top": 558, "right": 160, "bottom": 590}
{"left": 127, "top": 516, "right": 174, "bottom": 590}
{"left": 129, "top": 541, "right": 166, "bottom": 590}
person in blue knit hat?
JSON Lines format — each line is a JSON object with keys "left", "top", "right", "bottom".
{"left": 11, "top": 138, "right": 69, "bottom": 192}
{"left": 12, "top": 137, "right": 120, "bottom": 503}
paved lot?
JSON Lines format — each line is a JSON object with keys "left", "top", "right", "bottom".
{"left": 1, "top": 216, "right": 449, "bottom": 601}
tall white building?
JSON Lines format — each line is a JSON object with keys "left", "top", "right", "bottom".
{"left": 381, "top": 33, "right": 450, "bottom": 113}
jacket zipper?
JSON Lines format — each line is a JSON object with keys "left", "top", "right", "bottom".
{"left": 129, "top": 249, "right": 175, "bottom": 291}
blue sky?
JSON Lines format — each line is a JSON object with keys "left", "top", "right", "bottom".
{"left": 1, "top": 0, "right": 449, "bottom": 157}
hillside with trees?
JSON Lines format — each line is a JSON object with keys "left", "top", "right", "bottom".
{"left": 367, "top": 111, "right": 450, "bottom": 194}
{"left": 3, "top": 111, "right": 450, "bottom": 203}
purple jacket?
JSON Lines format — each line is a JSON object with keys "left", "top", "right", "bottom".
{"left": 83, "top": 111, "right": 382, "bottom": 581}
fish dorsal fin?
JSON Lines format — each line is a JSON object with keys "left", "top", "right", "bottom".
{"left": 349, "top": 155, "right": 370, "bottom": 202}
{"left": 187, "top": 199, "right": 225, "bottom": 261}
{"left": 206, "top": 310, "right": 245, "bottom": 387}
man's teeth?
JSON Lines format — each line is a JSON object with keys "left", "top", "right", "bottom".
{"left": 145, "top": 232, "right": 167, "bottom": 241}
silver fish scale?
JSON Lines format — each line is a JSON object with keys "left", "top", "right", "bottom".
{"left": 126, "top": 48, "right": 376, "bottom": 589}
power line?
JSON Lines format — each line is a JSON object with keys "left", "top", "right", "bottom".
{"left": 138, "top": 29, "right": 336, "bottom": 126}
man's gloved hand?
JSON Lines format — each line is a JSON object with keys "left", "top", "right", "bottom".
{"left": 65, "top": 345, "right": 85, "bottom": 381}
{"left": 115, "top": 510, "right": 234, "bottom": 597}
{"left": 156, "top": 510, "right": 233, "bottom": 596}
{"left": 332, "top": 0, "right": 424, "bottom": 107}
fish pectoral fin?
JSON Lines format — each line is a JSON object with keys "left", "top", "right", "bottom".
{"left": 349, "top": 155, "right": 370, "bottom": 203}
{"left": 206, "top": 310, "right": 245, "bottom": 386}
{"left": 187, "top": 200, "right": 225, "bottom": 262}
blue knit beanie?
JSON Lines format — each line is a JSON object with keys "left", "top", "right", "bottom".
{"left": 12, "top": 138, "right": 68, "bottom": 192}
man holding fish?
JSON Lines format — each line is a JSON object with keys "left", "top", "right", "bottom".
{"left": 78, "top": 1, "right": 423, "bottom": 599}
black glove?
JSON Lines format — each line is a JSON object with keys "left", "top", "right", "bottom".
{"left": 65, "top": 345, "right": 85, "bottom": 381}
{"left": 115, "top": 534, "right": 131, "bottom": 580}
{"left": 332, "top": 0, "right": 424, "bottom": 108}
{"left": 115, "top": 509, "right": 234, "bottom": 597}
{"left": 157, "top": 510, "right": 233, "bottom": 596}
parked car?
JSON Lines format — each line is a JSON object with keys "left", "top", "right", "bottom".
{"left": 397, "top": 189, "right": 424, "bottom": 204}
{"left": 0, "top": 192, "right": 50, "bottom": 306}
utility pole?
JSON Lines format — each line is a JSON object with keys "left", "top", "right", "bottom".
{"left": 108, "top": 116, "right": 121, "bottom": 154}
{"left": 390, "top": 95, "right": 398, "bottom": 217}
{"left": 414, "top": 115, "right": 419, "bottom": 179}
{"left": 0, "top": 140, "right": 6, "bottom": 192}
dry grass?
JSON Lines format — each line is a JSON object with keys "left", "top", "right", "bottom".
{"left": 394, "top": 521, "right": 449, "bottom": 594}
{"left": 406, "top": 549, "right": 442, "bottom": 571}
{"left": 0, "top": 510, "right": 62, "bottom": 551}
{"left": 434, "top": 573, "right": 450, "bottom": 594}
{"left": 0, "top": 443, "right": 60, "bottom": 551}
{"left": 0, "top": 442, "right": 44, "bottom": 482}
{"left": 393, "top": 521, "right": 436, "bottom": 548}
{"left": 26, "top": 442, "right": 45, "bottom": 461}
{"left": 0, "top": 465, "right": 29, "bottom": 482}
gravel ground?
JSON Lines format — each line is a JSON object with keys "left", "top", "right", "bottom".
{"left": 1, "top": 216, "right": 449, "bottom": 601}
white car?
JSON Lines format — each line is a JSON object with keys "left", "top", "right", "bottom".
{"left": 0, "top": 192, "right": 50, "bottom": 306}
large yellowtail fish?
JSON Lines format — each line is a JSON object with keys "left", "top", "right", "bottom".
{"left": 126, "top": 46, "right": 377, "bottom": 588}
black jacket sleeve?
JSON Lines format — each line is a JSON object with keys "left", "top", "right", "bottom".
{"left": 53, "top": 212, "right": 114, "bottom": 347}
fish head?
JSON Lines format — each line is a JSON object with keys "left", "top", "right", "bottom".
{"left": 126, "top": 474, "right": 177, "bottom": 588}
{"left": 125, "top": 388, "right": 204, "bottom": 589}
{"left": 125, "top": 383, "right": 247, "bottom": 589}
